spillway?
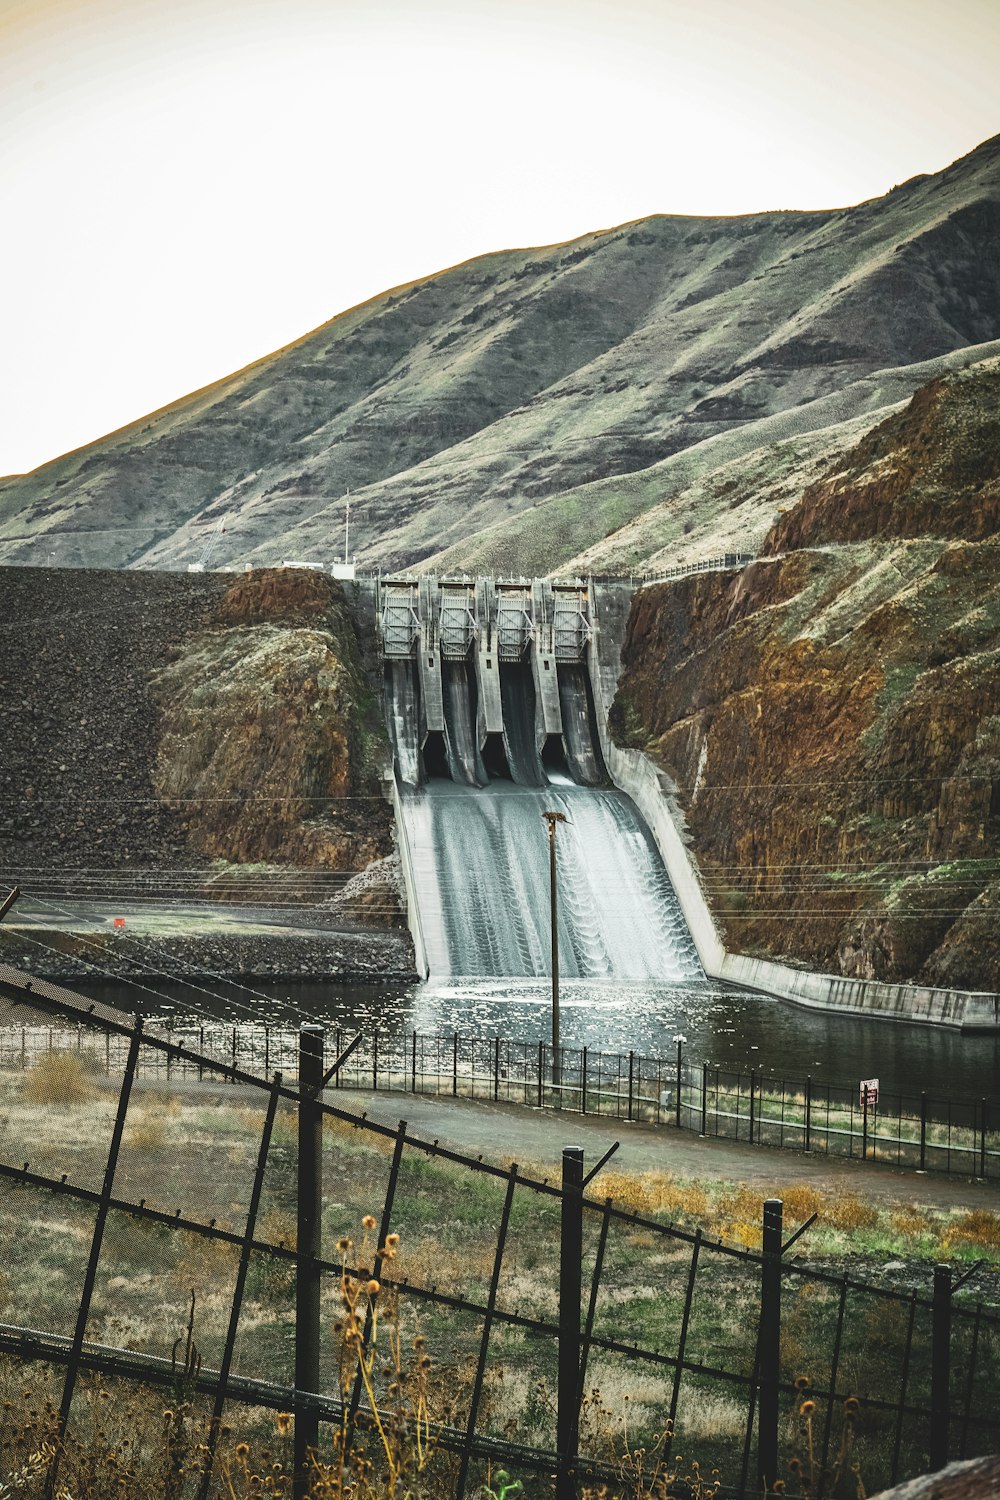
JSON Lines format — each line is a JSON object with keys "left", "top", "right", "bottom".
{"left": 399, "top": 781, "right": 700, "bottom": 980}
{"left": 500, "top": 663, "right": 546, "bottom": 786}
{"left": 384, "top": 660, "right": 422, "bottom": 788}
{"left": 557, "top": 661, "right": 608, "bottom": 788}
{"left": 378, "top": 572, "right": 702, "bottom": 984}
{"left": 442, "top": 661, "right": 486, "bottom": 786}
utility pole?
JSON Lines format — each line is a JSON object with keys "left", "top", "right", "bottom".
{"left": 542, "top": 811, "right": 568, "bottom": 1098}
{"left": 344, "top": 490, "right": 350, "bottom": 565}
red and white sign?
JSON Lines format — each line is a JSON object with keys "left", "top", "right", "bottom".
{"left": 860, "top": 1077, "right": 879, "bottom": 1108}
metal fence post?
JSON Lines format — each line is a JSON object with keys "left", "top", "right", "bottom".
{"left": 411, "top": 1031, "right": 417, "bottom": 1093}
{"left": 581, "top": 1047, "right": 588, "bottom": 1114}
{"left": 666, "top": 1228, "right": 702, "bottom": 1456}
{"left": 456, "top": 1164, "right": 519, "bottom": 1499}
{"left": 453, "top": 1031, "right": 459, "bottom": 1096}
{"left": 749, "top": 1070, "right": 756, "bottom": 1145}
{"left": 700, "top": 1064, "right": 707, "bottom": 1136}
{"left": 199, "top": 1077, "right": 281, "bottom": 1500}
{"left": 931, "top": 1263, "right": 952, "bottom": 1471}
{"left": 920, "top": 1092, "right": 928, "bottom": 1170}
{"left": 557, "top": 1146, "right": 584, "bottom": 1500}
{"left": 757, "top": 1198, "right": 782, "bottom": 1494}
{"left": 50, "top": 1020, "right": 143, "bottom": 1492}
{"left": 627, "top": 1051, "right": 634, "bottom": 1122}
{"left": 294, "top": 1025, "right": 324, "bottom": 1499}
{"left": 805, "top": 1075, "right": 812, "bottom": 1152}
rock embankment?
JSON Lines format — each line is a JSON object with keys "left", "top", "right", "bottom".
{"left": 611, "top": 358, "right": 1000, "bottom": 990}
{"left": 0, "top": 924, "right": 414, "bottom": 984}
{"left": 0, "top": 567, "right": 231, "bottom": 870}
{"left": 0, "top": 568, "right": 402, "bottom": 974}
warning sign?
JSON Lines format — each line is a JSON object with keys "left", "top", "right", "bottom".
{"left": 859, "top": 1078, "right": 879, "bottom": 1108}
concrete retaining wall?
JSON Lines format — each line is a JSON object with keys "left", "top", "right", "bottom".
{"left": 389, "top": 777, "right": 429, "bottom": 979}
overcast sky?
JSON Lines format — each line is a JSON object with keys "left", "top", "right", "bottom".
{"left": 2, "top": 0, "right": 998, "bottom": 477}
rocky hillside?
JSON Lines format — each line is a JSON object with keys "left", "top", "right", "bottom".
{"left": 610, "top": 357, "right": 1000, "bottom": 990}
{"left": 1, "top": 135, "right": 999, "bottom": 577}
{"left": 0, "top": 568, "right": 393, "bottom": 896}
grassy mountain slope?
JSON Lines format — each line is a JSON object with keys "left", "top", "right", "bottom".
{"left": 1, "top": 135, "right": 999, "bottom": 575}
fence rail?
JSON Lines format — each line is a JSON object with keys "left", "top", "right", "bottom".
{"left": 3, "top": 1020, "right": 996, "bottom": 1182}
{"left": 2, "top": 964, "right": 999, "bottom": 1499}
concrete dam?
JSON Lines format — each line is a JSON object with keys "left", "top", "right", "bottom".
{"left": 375, "top": 575, "right": 701, "bottom": 982}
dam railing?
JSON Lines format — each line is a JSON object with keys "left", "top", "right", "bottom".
{"left": 4, "top": 1019, "right": 997, "bottom": 1183}
{"left": 1, "top": 962, "right": 998, "bottom": 1498}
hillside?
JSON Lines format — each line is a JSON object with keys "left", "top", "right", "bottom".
{"left": 610, "top": 356, "right": 1000, "bottom": 990}
{"left": 0, "top": 568, "right": 393, "bottom": 889}
{"left": 1, "top": 135, "right": 999, "bottom": 575}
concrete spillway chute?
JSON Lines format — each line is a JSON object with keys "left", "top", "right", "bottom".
{"left": 372, "top": 568, "right": 704, "bottom": 982}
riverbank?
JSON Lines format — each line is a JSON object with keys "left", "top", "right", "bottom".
{"left": 0, "top": 901, "right": 416, "bottom": 984}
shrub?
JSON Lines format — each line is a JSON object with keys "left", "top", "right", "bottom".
{"left": 22, "top": 1049, "right": 100, "bottom": 1107}
{"left": 939, "top": 1208, "right": 1000, "bottom": 1254}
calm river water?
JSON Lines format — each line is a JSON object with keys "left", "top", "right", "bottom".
{"left": 69, "top": 973, "right": 1000, "bottom": 1103}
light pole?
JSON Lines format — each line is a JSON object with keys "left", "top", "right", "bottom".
{"left": 673, "top": 1033, "right": 687, "bottom": 1128}
{"left": 542, "top": 809, "right": 568, "bottom": 1098}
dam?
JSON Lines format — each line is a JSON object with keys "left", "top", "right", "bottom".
{"left": 375, "top": 574, "right": 701, "bottom": 982}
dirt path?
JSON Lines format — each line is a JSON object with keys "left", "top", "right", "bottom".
{"left": 327, "top": 1087, "right": 1000, "bottom": 1213}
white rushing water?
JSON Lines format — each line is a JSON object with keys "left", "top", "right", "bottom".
{"left": 400, "top": 780, "right": 701, "bottom": 981}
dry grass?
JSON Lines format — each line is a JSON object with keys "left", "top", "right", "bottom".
{"left": 125, "top": 1106, "right": 170, "bottom": 1153}
{"left": 599, "top": 1171, "right": 710, "bottom": 1224}
{"left": 939, "top": 1208, "right": 1000, "bottom": 1255}
{"left": 22, "top": 1050, "right": 101, "bottom": 1107}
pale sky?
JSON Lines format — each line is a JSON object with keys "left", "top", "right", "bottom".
{"left": 2, "top": 0, "right": 998, "bottom": 477}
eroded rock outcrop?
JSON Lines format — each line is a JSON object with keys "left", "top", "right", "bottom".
{"left": 151, "top": 568, "right": 391, "bottom": 870}
{"left": 0, "top": 566, "right": 395, "bottom": 900}
{"left": 611, "top": 359, "right": 1000, "bottom": 989}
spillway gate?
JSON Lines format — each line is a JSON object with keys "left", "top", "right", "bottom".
{"left": 375, "top": 574, "right": 604, "bottom": 789}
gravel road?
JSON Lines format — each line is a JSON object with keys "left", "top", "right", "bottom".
{"left": 317, "top": 1088, "right": 1000, "bottom": 1213}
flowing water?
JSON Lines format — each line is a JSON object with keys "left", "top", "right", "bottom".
{"left": 400, "top": 779, "right": 701, "bottom": 980}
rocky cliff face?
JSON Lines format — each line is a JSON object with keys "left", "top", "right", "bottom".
{"left": 2, "top": 135, "right": 999, "bottom": 578}
{"left": 0, "top": 567, "right": 393, "bottom": 895}
{"left": 611, "top": 358, "right": 1000, "bottom": 989}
